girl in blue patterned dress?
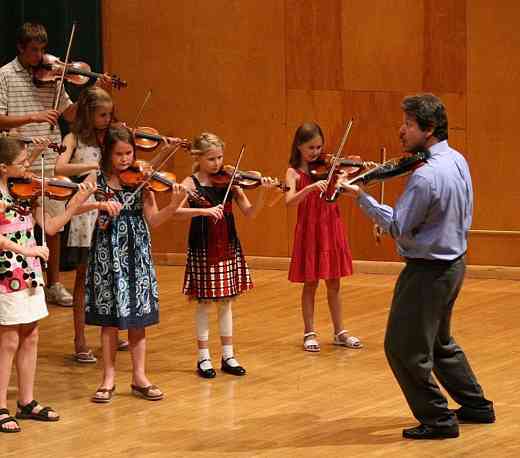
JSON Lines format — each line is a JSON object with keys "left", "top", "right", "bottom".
{"left": 85, "top": 126, "right": 186, "bottom": 403}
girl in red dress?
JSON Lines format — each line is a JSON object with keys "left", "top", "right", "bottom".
{"left": 285, "top": 122, "right": 362, "bottom": 352}
{"left": 176, "top": 132, "right": 274, "bottom": 378}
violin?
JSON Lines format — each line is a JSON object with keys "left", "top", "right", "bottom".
{"left": 210, "top": 165, "right": 289, "bottom": 192}
{"left": 118, "top": 160, "right": 205, "bottom": 203}
{"left": 309, "top": 153, "right": 376, "bottom": 181}
{"left": 119, "top": 160, "right": 178, "bottom": 192}
{"left": 7, "top": 174, "right": 112, "bottom": 211}
{"left": 330, "top": 150, "right": 431, "bottom": 202}
{"left": 32, "top": 54, "right": 127, "bottom": 90}
{"left": 110, "top": 122, "right": 191, "bottom": 151}
{"left": 132, "top": 127, "right": 191, "bottom": 151}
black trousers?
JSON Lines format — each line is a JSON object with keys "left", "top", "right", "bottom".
{"left": 384, "top": 256, "right": 493, "bottom": 427}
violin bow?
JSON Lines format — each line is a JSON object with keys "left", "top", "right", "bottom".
{"left": 373, "top": 146, "right": 386, "bottom": 244}
{"left": 222, "top": 144, "right": 246, "bottom": 205}
{"left": 132, "top": 90, "right": 152, "bottom": 130}
{"left": 320, "top": 118, "right": 354, "bottom": 199}
{"left": 39, "top": 147, "right": 48, "bottom": 268}
{"left": 130, "top": 90, "right": 165, "bottom": 169}
{"left": 53, "top": 22, "right": 77, "bottom": 117}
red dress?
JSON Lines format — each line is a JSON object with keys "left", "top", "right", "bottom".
{"left": 288, "top": 169, "right": 353, "bottom": 282}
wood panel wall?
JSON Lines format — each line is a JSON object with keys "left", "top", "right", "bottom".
{"left": 102, "top": 0, "right": 520, "bottom": 267}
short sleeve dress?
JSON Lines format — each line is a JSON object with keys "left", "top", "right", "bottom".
{"left": 0, "top": 190, "right": 47, "bottom": 325}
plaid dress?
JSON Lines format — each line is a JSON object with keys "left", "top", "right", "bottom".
{"left": 183, "top": 176, "right": 252, "bottom": 300}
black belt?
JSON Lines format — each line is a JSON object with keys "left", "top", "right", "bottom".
{"left": 405, "top": 252, "right": 466, "bottom": 267}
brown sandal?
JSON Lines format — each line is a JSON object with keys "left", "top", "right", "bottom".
{"left": 131, "top": 384, "right": 163, "bottom": 401}
{"left": 74, "top": 350, "right": 97, "bottom": 364}
{"left": 91, "top": 386, "right": 116, "bottom": 404}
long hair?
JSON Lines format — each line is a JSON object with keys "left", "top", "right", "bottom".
{"left": 289, "top": 122, "right": 324, "bottom": 168}
{"left": 190, "top": 132, "right": 225, "bottom": 173}
{"left": 71, "top": 87, "right": 113, "bottom": 145}
{"left": 100, "top": 126, "right": 135, "bottom": 175}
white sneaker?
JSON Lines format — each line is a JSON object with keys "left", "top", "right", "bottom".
{"left": 45, "top": 283, "right": 73, "bottom": 307}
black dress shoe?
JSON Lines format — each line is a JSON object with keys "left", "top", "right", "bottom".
{"left": 454, "top": 406, "right": 496, "bottom": 424}
{"left": 221, "top": 357, "right": 246, "bottom": 376}
{"left": 402, "top": 424, "right": 459, "bottom": 440}
{"left": 197, "top": 359, "right": 216, "bottom": 379}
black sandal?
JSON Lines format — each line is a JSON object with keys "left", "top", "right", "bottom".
{"left": 16, "top": 400, "right": 60, "bottom": 422}
{"left": 0, "top": 408, "right": 21, "bottom": 433}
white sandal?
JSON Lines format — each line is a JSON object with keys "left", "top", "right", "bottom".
{"left": 333, "top": 330, "right": 363, "bottom": 349}
{"left": 303, "top": 332, "right": 320, "bottom": 352}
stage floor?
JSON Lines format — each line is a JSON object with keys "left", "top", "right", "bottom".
{"left": 3, "top": 266, "right": 519, "bottom": 457}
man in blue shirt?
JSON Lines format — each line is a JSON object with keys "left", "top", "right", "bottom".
{"left": 339, "top": 94, "right": 495, "bottom": 439}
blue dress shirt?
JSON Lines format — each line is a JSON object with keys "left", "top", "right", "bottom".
{"left": 357, "top": 141, "right": 473, "bottom": 260}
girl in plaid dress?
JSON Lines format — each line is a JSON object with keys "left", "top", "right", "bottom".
{"left": 176, "top": 132, "right": 274, "bottom": 378}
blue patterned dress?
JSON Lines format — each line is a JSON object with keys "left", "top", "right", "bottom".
{"left": 85, "top": 174, "right": 159, "bottom": 329}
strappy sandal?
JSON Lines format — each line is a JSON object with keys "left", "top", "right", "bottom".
{"left": 131, "top": 384, "right": 164, "bottom": 401}
{"left": 0, "top": 408, "right": 21, "bottom": 433}
{"left": 333, "top": 330, "right": 363, "bottom": 349}
{"left": 74, "top": 350, "right": 97, "bottom": 363}
{"left": 303, "top": 332, "right": 320, "bottom": 352}
{"left": 117, "top": 339, "right": 129, "bottom": 351}
{"left": 91, "top": 386, "right": 116, "bottom": 404}
{"left": 16, "top": 400, "right": 60, "bottom": 421}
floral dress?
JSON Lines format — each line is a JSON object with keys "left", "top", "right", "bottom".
{"left": 0, "top": 189, "right": 46, "bottom": 325}
{"left": 66, "top": 138, "right": 101, "bottom": 263}
{"left": 85, "top": 174, "right": 159, "bottom": 329}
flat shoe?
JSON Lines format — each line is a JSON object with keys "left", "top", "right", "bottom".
{"left": 117, "top": 339, "right": 129, "bottom": 351}
{"left": 453, "top": 406, "right": 496, "bottom": 424}
{"left": 333, "top": 330, "right": 363, "bottom": 349}
{"left": 91, "top": 386, "right": 116, "bottom": 404}
{"left": 303, "top": 332, "right": 320, "bottom": 352}
{"left": 74, "top": 350, "right": 97, "bottom": 364}
{"left": 197, "top": 359, "right": 216, "bottom": 379}
{"left": 131, "top": 384, "right": 164, "bottom": 401}
{"left": 221, "top": 357, "right": 246, "bottom": 376}
{"left": 403, "top": 424, "right": 459, "bottom": 439}
{"left": 0, "top": 409, "right": 21, "bottom": 433}
{"left": 16, "top": 400, "right": 59, "bottom": 422}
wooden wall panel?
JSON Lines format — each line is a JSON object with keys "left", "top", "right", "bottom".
{"left": 101, "top": 0, "right": 520, "bottom": 267}
{"left": 104, "top": 0, "right": 288, "bottom": 257}
{"left": 285, "top": 0, "right": 343, "bottom": 90}
{"left": 466, "top": 1, "right": 520, "bottom": 266}
{"left": 423, "top": 0, "right": 467, "bottom": 93}
{"left": 342, "top": 0, "right": 424, "bottom": 92}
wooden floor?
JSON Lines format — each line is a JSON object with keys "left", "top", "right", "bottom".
{"left": 3, "top": 267, "right": 519, "bottom": 457}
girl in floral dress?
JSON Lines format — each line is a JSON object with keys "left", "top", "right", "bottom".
{"left": 85, "top": 126, "right": 185, "bottom": 403}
